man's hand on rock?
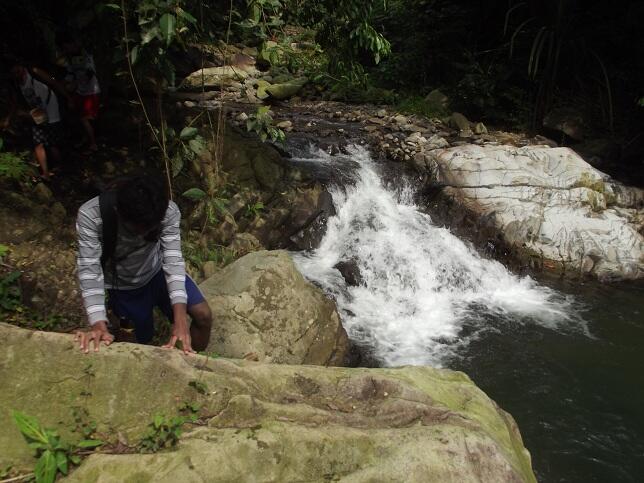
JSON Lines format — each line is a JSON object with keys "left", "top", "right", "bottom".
{"left": 75, "top": 321, "right": 114, "bottom": 353}
{"left": 163, "top": 315, "right": 195, "bottom": 355}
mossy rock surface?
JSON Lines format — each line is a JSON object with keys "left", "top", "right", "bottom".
{"left": 200, "top": 250, "right": 349, "bottom": 366}
{"left": 1, "top": 323, "right": 535, "bottom": 482}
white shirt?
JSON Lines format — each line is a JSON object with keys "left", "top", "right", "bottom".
{"left": 19, "top": 72, "right": 61, "bottom": 124}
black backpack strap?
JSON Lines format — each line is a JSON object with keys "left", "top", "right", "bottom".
{"left": 99, "top": 191, "right": 118, "bottom": 273}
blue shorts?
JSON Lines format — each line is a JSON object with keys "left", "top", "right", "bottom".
{"left": 107, "top": 270, "right": 205, "bottom": 344}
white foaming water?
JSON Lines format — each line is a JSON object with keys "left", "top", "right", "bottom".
{"left": 292, "top": 145, "right": 581, "bottom": 367}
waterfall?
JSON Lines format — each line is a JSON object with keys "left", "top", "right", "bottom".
{"left": 292, "top": 145, "right": 582, "bottom": 367}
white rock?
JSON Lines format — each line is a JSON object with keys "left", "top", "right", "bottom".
{"left": 427, "top": 144, "right": 644, "bottom": 280}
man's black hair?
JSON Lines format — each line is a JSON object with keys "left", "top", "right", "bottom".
{"left": 116, "top": 175, "right": 169, "bottom": 231}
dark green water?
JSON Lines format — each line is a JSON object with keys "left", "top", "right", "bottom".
{"left": 450, "top": 280, "right": 644, "bottom": 482}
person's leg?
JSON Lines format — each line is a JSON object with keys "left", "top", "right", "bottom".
{"left": 80, "top": 117, "right": 97, "bottom": 150}
{"left": 33, "top": 143, "right": 50, "bottom": 179}
{"left": 188, "top": 300, "right": 212, "bottom": 352}
{"left": 185, "top": 275, "right": 212, "bottom": 351}
{"left": 80, "top": 95, "right": 99, "bottom": 151}
{"left": 157, "top": 274, "right": 212, "bottom": 351}
{"left": 50, "top": 146, "right": 61, "bottom": 161}
{"left": 107, "top": 285, "right": 155, "bottom": 344}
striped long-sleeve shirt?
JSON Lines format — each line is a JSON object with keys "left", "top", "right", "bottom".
{"left": 76, "top": 197, "right": 187, "bottom": 325}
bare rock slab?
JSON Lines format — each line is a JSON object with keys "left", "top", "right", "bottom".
{"left": 426, "top": 144, "right": 644, "bottom": 280}
{"left": 0, "top": 323, "right": 536, "bottom": 482}
{"left": 200, "top": 250, "right": 349, "bottom": 365}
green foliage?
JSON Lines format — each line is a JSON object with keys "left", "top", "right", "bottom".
{"left": 322, "top": 75, "right": 396, "bottom": 104}
{"left": 503, "top": 0, "right": 615, "bottom": 130}
{"left": 240, "top": 0, "right": 285, "bottom": 41}
{"left": 71, "top": 407, "right": 98, "bottom": 440}
{"left": 0, "top": 140, "right": 32, "bottom": 182}
{"left": 451, "top": 51, "right": 530, "bottom": 125}
{"left": 188, "top": 379, "right": 208, "bottom": 394}
{"left": 197, "top": 350, "right": 220, "bottom": 358}
{"left": 12, "top": 411, "right": 103, "bottom": 483}
{"left": 182, "top": 239, "right": 236, "bottom": 272}
{"left": 295, "top": 0, "right": 391, "bottom": 74}
{"left": 0, "top": 270, "right": 22, "bottom": 313}
{"left": 139, "top": 413, "right": 187, "bottom": 452}
{"left": 161, "top": 122, "right": 208, "bottom": 179}
{"left": 179, "top": 401, "right": 201, "bottom": 415}
{"left": 182, "top": 187, "right": 207, "bottom": 201}
{"left": 245, "top": 201, "right": 264, "bottom": 219}
{"left": 246, "top": 106, "right": 285, "bottom": 143}
{"left": 397, "top": 96, "right": 447, "bottom": 119}
{"left": 110, "top": 0, "right": 198, "bottom": 87}
{"left": 32, "top": 314, "right": 69, "bottom": 331}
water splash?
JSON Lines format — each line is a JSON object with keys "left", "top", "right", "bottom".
{"left": 292, "top": 145, "right": 583, "bottom": 367}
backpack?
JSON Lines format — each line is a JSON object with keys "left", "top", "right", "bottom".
{"left": 98, "top": 190, "right": 119, "bottom": 283}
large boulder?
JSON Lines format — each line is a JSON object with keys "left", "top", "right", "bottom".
{"left": 425, "top": 144, "right": 644, "bottom": 280}
{"left": 246, "top": 184, "right": 335, "bottom": 249}
{"left": 0, "top": 323, "right": 537, "bottom": 482}
{"left": 201, "top": 250, "right": 349, "bottom": 365}
{"left": 180, "top": 66, "right": 252, "bottom": 90}
{"left": 220, "top": 127, "right": 286, "bottom": 191}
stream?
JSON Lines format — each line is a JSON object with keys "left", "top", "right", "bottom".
{"left": 290, "top": 144, "right": 644, "bottom": 482}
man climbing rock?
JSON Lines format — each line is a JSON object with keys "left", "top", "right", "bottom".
{"left": 75, "top": 175, "right": 212, "bottom": 354}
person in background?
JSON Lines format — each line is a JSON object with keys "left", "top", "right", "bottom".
{"left": 74, "top": 174, "right": 213, "bottom": 354}
{"left": 2, "top": 62, "right": 63, "bottom": 180}
{"left": 58, "top": 33, "right": 100, "bottom": 153}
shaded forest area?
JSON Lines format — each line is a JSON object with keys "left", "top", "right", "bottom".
{"left": 0, "top": 0, "right": 643, "bottom": 183}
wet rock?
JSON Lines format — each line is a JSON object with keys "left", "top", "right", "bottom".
{"left": 376, "top": 108, "right": 387, "bottom": 118}
{"left": 334, "top": 259, "right": 363, "bottom": 286}
{"left": 287, "top": 186, "right": 336, "bottom": 250}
